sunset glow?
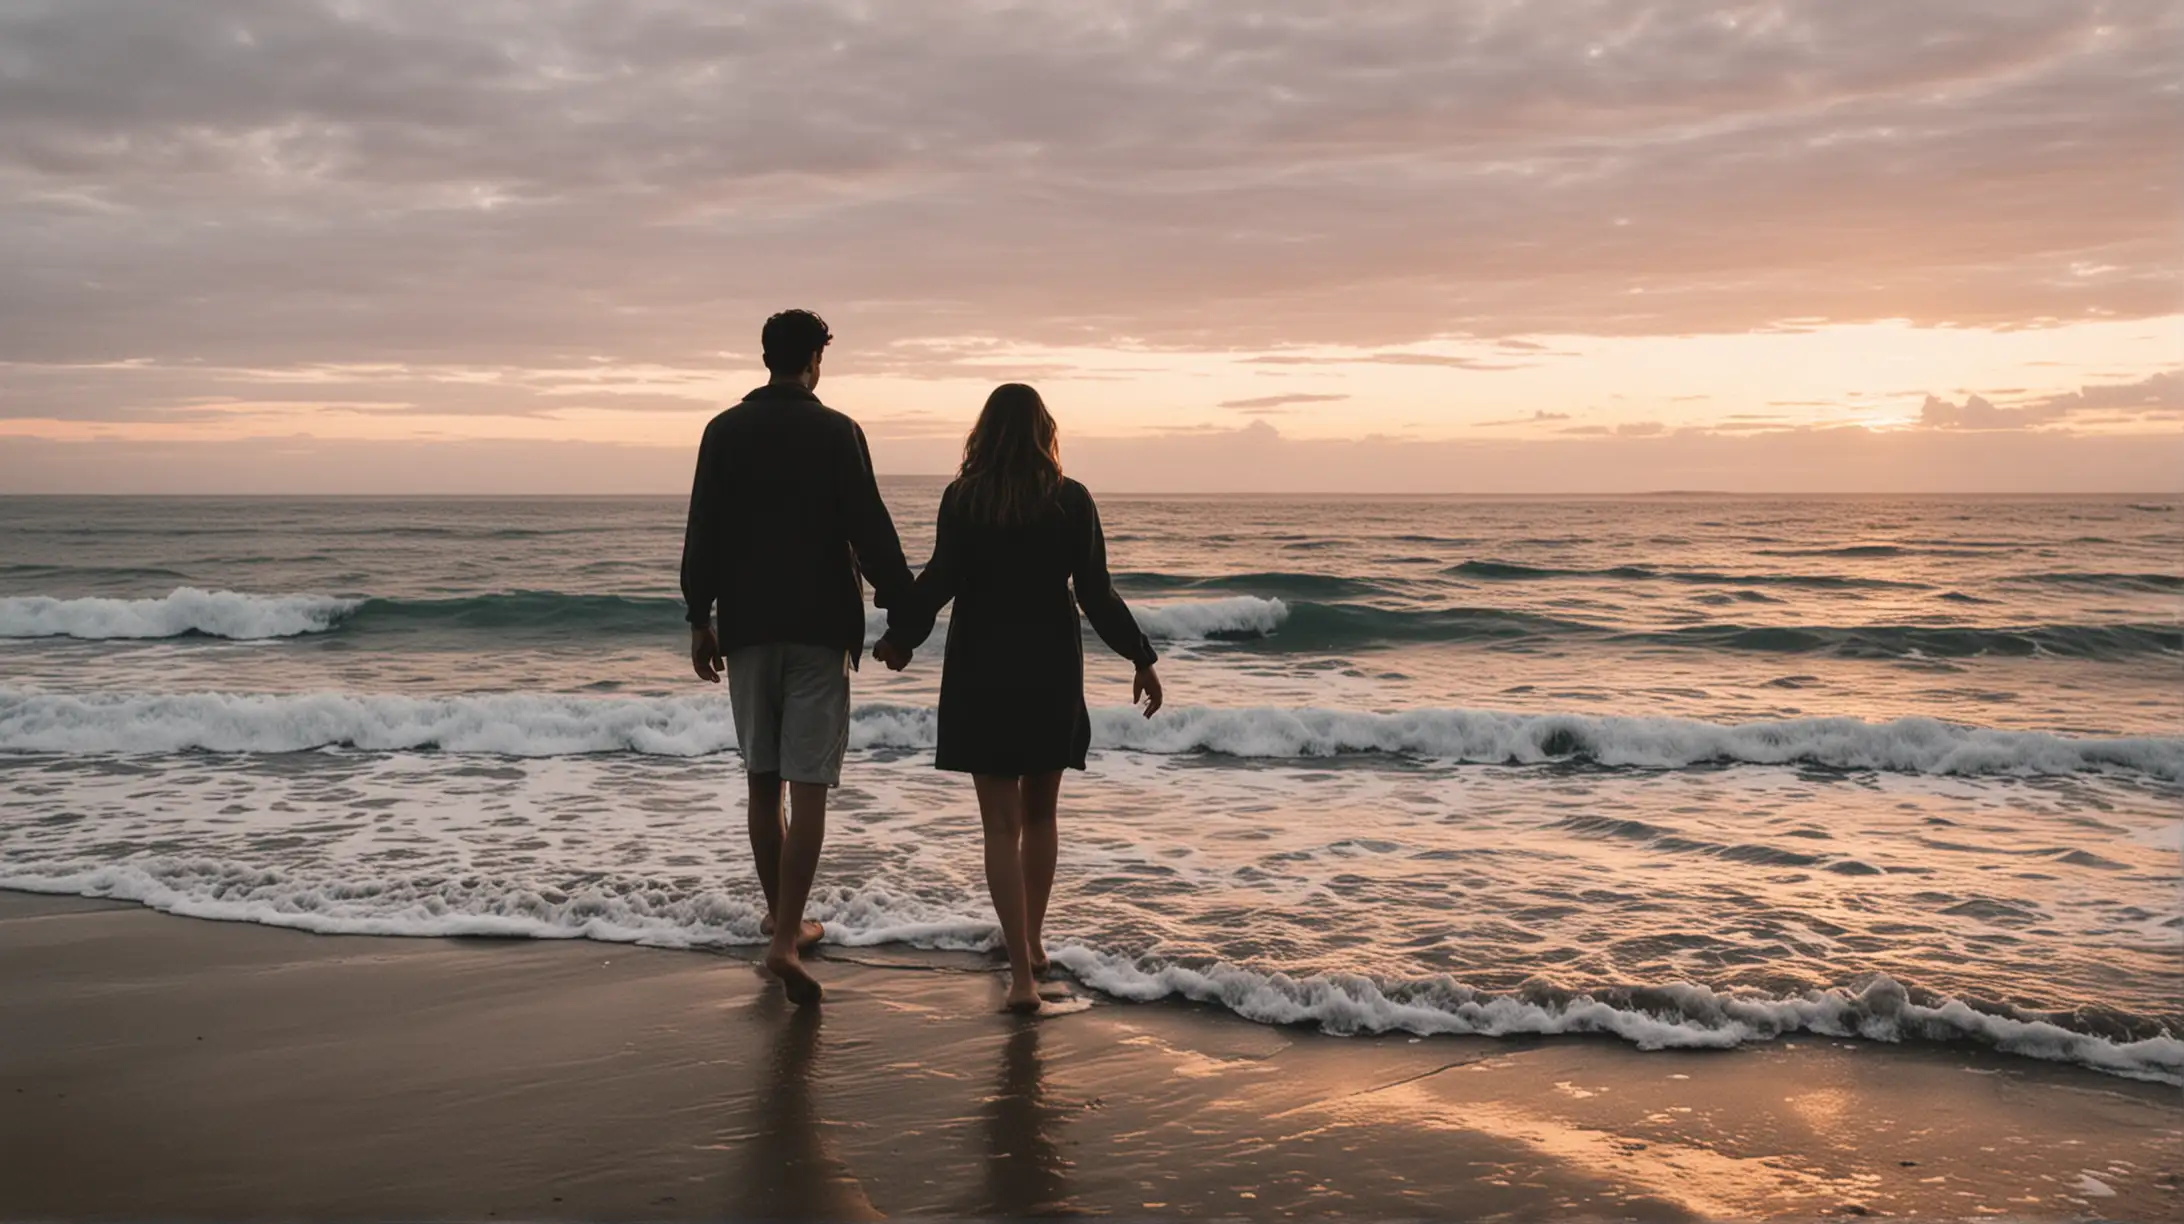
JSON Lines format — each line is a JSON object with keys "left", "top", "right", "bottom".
{"left": 1, "top": 2, "right": 2177, "bottom": 491}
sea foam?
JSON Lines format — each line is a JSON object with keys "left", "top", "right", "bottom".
{"left": 3, "top": 858, "right": 2176, "bottom": 1085}
{"left": 1088, "top": 705, "right": 2184, "bottom": 780}
{"left": 0, "top": 858, "right": 996, "bottom": 954}
{"left": 2, "top": 690, "right": 2178, "bottom": 780}
{"left": 0, "top": 588, "right": 359, "bottom": 640}
{"left": 1049, "top": 949, "right": 2184, "bottom": 1084}
{"left": 7, "top": 587, "right": 2172, "bottom": 659}
{"left": 0, "top": 587, "right": 1282, "bottom": 645}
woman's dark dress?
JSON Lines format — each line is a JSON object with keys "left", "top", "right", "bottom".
{"left": 890, "top": 478, "right": 1155, "bottom": 775}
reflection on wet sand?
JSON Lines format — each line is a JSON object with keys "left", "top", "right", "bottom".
{"left": 727, "top": 999, "right": 882, "bottom": 1221}
{"left": 984, "top": 1020, "right": 1074, "bottom": 1216}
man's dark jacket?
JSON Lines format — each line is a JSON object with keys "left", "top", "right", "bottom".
{"left": 679, "top": 383, "right": 915, "bottom": 663}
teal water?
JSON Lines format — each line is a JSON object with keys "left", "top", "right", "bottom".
{"left": 1, "top": 491, "right": 2178, "bottom": 1080}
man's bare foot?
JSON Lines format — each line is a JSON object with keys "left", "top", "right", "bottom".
{"left": 759, "top": 916, "right": 825, "bottom": 950}
{"left": 764, "top": 947, "right": 823, "bottom": 1006}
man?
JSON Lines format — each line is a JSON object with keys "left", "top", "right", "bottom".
{"left": 681, "top": 309, "right": 916, "bottom": 1005}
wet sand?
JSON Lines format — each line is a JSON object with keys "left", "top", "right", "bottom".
{"left": 3, "top": 891, "right": 2177, "bottom": 1220}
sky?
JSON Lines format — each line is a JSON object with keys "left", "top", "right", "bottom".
{"left": 1, "top": 0, "right": 2179, "bottom": 493}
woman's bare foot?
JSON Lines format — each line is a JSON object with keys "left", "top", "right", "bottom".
{"left": 764, "top": 947, "right": 823, "bottom": 1006}
{"left": 759, "top": 917, "right": 825, "bottom": 950}
{"left": 1003, "top": 978, "right": 1043, "bottom": 1014}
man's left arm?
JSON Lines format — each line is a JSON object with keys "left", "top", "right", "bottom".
{"left": 840, "top": 422, "right": 917, "bottom": 623}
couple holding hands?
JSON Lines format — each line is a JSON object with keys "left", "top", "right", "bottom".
{"left": 680, "top": 309, "right": 1164, "bottom": 1014}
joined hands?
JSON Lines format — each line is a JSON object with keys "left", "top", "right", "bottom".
{"left": 872, "top": 638, "right": 913, "bottom": 671}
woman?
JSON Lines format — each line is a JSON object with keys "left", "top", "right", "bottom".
{"left": 875, "top": 384, "right": 1163, "bottom": 1014}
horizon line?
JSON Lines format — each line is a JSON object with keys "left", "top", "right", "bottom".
{"left": 1, "top": 489, "right": 2175, "bottom": 500}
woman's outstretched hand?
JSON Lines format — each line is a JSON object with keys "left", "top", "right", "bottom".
{"left": 1133, "top": 663, "right": 1164, "bottom": 718}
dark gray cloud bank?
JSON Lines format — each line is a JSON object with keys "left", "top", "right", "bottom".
{"left": 0, "top": 0, "right": 2178, "bottom": 488}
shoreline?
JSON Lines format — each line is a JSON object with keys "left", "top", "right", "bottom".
{"left": 4, "top": 890, "right": 2178, "bottom": 1220}
{"left": 6, "top": 868, "right": 2178, "bottom": 1089}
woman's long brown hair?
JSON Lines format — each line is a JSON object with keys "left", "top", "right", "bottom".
{"left": 956, "top": 383, "right": 1063, "bottom": 525}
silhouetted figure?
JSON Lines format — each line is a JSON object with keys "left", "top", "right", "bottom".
{"left": 681, "top": 308, "right": 919, "bottom": 1005}
{"left": 876, "top": 384, "right": 1164, "bottom": 1012}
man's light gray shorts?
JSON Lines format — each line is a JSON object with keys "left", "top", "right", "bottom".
{"left": 726, "top": 642, "right": 852, "bottom": 786}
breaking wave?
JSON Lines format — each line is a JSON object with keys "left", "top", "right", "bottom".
{"left": 1129, "top": 596, "right": 1289, "bottom": 640}
{"left": 0, "top": 588, "right": 359, "bottom": 640}
{"left": 0, "top": 588, "right": 1291, "bottom": 646}
{"left": 3, "top": 690, "right": 2177, "bottom": 780}
{"left": 5, "top": 586, "right": 2174, "bottom": 659}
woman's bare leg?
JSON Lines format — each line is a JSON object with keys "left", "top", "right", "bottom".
{"left": 973, "top": 773, "right": 1041, "bottom": 1011}
{"left": 1019, "top": 770, "right": 1063, "bottom": 974}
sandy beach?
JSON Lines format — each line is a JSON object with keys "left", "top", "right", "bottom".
{"left": 2, "top": 890, "right": 2175, "bottom": 1220}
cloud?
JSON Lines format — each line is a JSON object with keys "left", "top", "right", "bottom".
{"left": 1357, "top": 354, "right": 1534, "bottom": 371}
{"left": 1217, "top": 392, "right": 1350, "bottom": 410}
{"left": 0, "top": 357, "right": 730, "bottom": 421}
{"left": 1560, "top": 419, "right": 1673, "bottom": 437}
{"left": 859, "top": 411, "right": 977, "bottom": 441}
{"left": 1475, "top": 410, "right": 1572, "bottom": 427}
{"left": 1918, "top": 370, "right": 2182, "bottom": 429}
{"left": 1058, "top": 421, "right": 2184, "bottom": 494}
{"left": 1239, "top": 353, "right": 1532, "bottom": 370}
{"left": 0, "top": 0, "right": 2176, "bottom": 452}
{"left": 1920, "top": 393, "right": 2014, "bottom": 428}
{"left": 2, "top": 0, "right": 2174, "bottom": 380}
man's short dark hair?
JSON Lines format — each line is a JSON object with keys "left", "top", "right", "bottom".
{"left": 762, "top": 309, "right": 832, "bottom": 375}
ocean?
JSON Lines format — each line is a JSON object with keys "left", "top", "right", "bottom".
{"left": 2, "top": 488, "right": 2178, "bottom": 1083}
